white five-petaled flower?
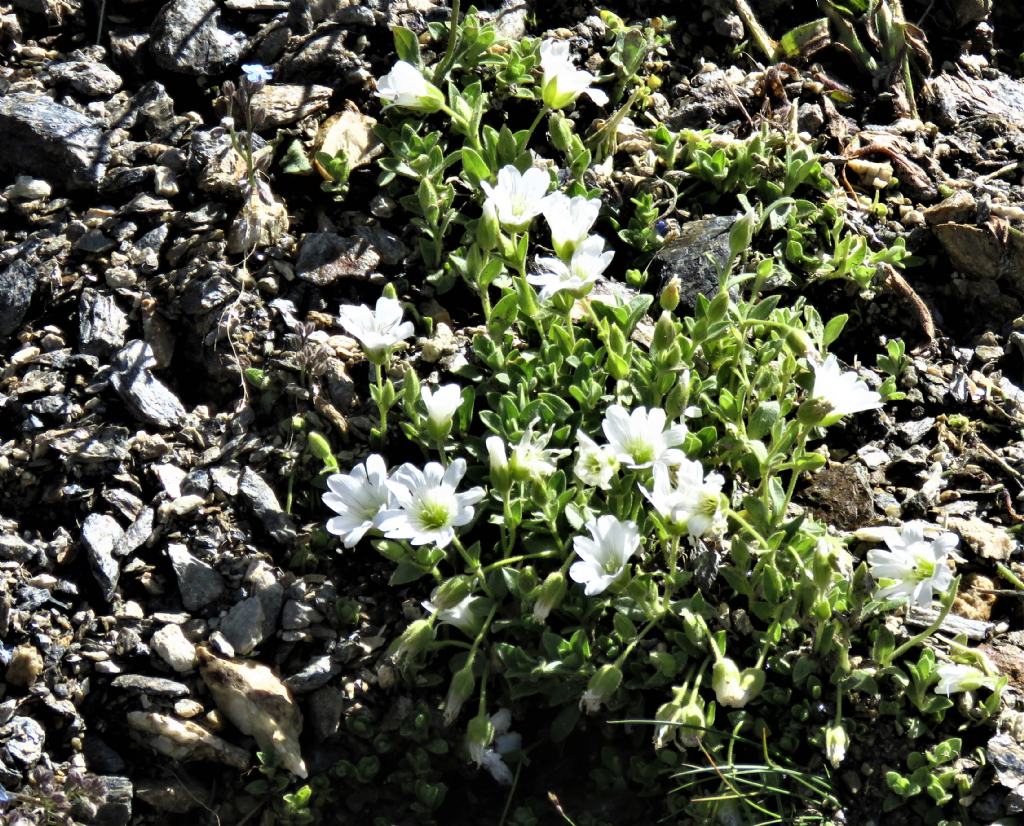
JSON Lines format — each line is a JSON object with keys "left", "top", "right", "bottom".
{"left": 934, "top": 662, "right": 997, "bottom": 695}
{"left": 541, "top": 192, "right": 602, "bottom": 259}
{"left": 322, "top": 454, "right": 392, "bottom": 548}
{"left": 529, "top": 235, "right": 614, "bottom": 302}
{"left": 539, "top": 39, "right": 609, "bottom": 109}
{"left": 241, "top": 63, "right": 273, "bottom": 85}
{"left": 422, "top": 594, "right": 488, "bottom": 637}
{"left": 338, "top": 296, "right": 414, "bottom": 363}
{"left": 601, "top": 404, "right": 687, "bottom": 470}
{"left": 569, "top": 515, "right": 640, "bottom": 596}
{"left": 507, "top": 423, "right": 569, "bottom": 483}
{"left": 377, "top": 458, "right": 485, "bottom": 548}
{"left": 866, "top": 521, "right": 962, "bottom": 608}
{"left": 806, "top": 355, "right": 883, "bottom": 425}
{"left": 641, "top": 460, "right": 725, "bottom": 537}
{"left": 480, "top": 165, "right": 551, "bottom": 232}
{"left": 574, "top": 431, "right": 619, "bottom": 490}
{"left": 375, "top": 60, "right": 445, "bottom": 113}
{"left": 421, "top": 384, "right": 462, "bottom": 438}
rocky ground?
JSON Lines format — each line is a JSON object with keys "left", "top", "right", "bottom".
{"left": 1, "top": 0, "right": 1024, "bottom": 823}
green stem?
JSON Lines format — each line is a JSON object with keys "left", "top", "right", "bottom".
{"left": 782, "top": 428, "right": 809, "bottom": 514}
{"left": 372, "top": 361, "right": 389, "bottom": 445}
{"left": 887, "top": 576, "right": 961, "bottom": 665}
{"left": 996, "top": 562, "right": 1024, "bottom": 591}
{"left": 452, "top": 535, "right": 494, "bottom": 598}
{"left": 731, "top": 0, "right": 778, "bottom": 60}
{"left": 726, "top": 508, "right": 772, "bottom": 552}
{"left": 525, "top": 106, "right": 550, "bottom": 144}
{"left": 433, "top": 0, "right": 463, "bottom": 86}
{"left": 482, "top": 550, "right": 560, "bottom": 573}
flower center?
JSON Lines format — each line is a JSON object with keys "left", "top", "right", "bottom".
{"left": 417, "top": 491, "right": 452, "bottom": 531}
{"left": 627, "top": 438, "right": 655, "bottom": 465}
{"left": 911, "top": 553, "right": 936, "bottom": 582}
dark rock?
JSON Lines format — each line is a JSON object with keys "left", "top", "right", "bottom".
{"left": 239, "top": 468, "right": 296, "bottom": 544}
{"left": 167, "top": 543, "right": 224, "bottom": 611}
{"left": 83, "top": 735, "right": 127, "bottom": 774}
{"left": 307, "top": 686, "right": 344, "bottom": 740}
{"left": 113, "top": 507, "right": 154, "bottom": 558}
{"left": 250, "top": 83, "right": 333, "bottom": 129}
{"left": 94, "top": 776, "right": 132, "bottom": 826}
{"left": 110, "top": 674, "right": 190, "bottom": 696}
{"left": 49, "top": 60, "right": 123, "bottom": 97}
{"left": 648, "top": 216, "right": 735, "bottom": 315}
{"left": 149, "top": 0, "right": 246, "bottom": 76}
{"left": 0, "top": 260, "right": 38, "bottom": 338}
{"left": 80, "top": 289, "right": 129, "bottom": 356}
{"left": 296, "top": 232, "right": 381, "bottom": 286}
{"left": 284, "top": 654, "right": 341, "bottom": 693}
{"left": 110, "top": 340, "right": 186, "bottom": 428}
{"left": 801, "top": 463, "right": 875, "bottom": 531}
{"left": 82, "top": 513, "right": 123, "bottom": 601}
{"left": 0, "top": 94, "right": 110, "bottom": 189}
{"left": 0, "top": 716, "right": 45, "bottom": 767}
{"left": 219, "top": 596, "right": 265, "bottom": 655}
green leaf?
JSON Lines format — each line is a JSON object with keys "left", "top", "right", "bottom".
{"left": 823, "top": 313, "right": 849, "bottom": 346}
{"left": 461, "top": 146, "right": 491, "bottom": 187}
{"left": 393, "top": 26, "right": 421, "bottom": 65}
{"left": 550, "top": 703, "right": 580, "bottom": 742}
{"left": 390, "top": 561, "right": 429, "bottom": 586}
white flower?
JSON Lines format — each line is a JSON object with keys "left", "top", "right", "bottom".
{"left": 529, "top": 235, "right": 614, "bottom": 302}
{"left": 323, "top": 454, "right": 392, "bottom": 548}
{"left": 825, "top": 723, "right": 848, "bottom": 768}
{"left": 541, "top": 192, "right": 602, "bottom": 259}
{"left": 508, "top": 423, "right": 569, "bottom": 483}
{"left": 375, "top": 60, "right": 445, "bottom": 113}
{"left": 806, "top": 355, "right": 883, "bottom": 425}
{"left": 377, "top": 458, "right": 485, "bottom": 548}
{"left": 601, "top": 404, "right": 687, "bottom": 470}
{"left": 711, "top": 658, "right": 765, "bottom": 708}
{"left": 241, "top": 63, "right": 273, "bottom": 84}
{"left": 569, "top": 515, "right": 640, "bottom": 596}
{"left": 421, "top": 383, "right": 462, "bottom": 440}
{"left": 338, "top": 296, "right": 414, "bottom": 363}
{"left": 422, "top": 594, "right": 487, "bottom": 637}
{"left": 641, "top": 460, "right": 724, "bottom": 538}
{"left": 469, "top": 709, "right": 521, "bottom": 786}
{"left": 480, "top": 165, "right": 550, "bottom": 232}
{"left": 574, "top": 432, "right": 619, "bottom": 490}
{"left": 934, "top": 663, "right": 996, "bottom": 695}
{"left": 539, "top": 39, "right": 609, "bottom": 109}
{"left": 866, "top": 521, "right": 962, "bottom": 608}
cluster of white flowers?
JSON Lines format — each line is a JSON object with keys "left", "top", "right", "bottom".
{"left": 323, "top": 455, "right": 484, "bottom": 549}
{"left": 486, "top": 423, "right": 569, "bottom": 486}
{"left": 569, "top": 515, "right": 640, "bottom": 596}
{"left": 641, "top": 461, "right": 725, "bottom": 539}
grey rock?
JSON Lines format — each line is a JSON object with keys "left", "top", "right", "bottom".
{"left": 74, "top": 228, "right": 116, "bottom": 254}
{"left": 250, "top": 84, "right": 333, "bottom": 129}
{"left": 189, "top": 127, "right": 268, "bottom": 197}
{"left": 82, "top": 513, "right": 124, "bottom": 601}
{"left": 0, "top": 94, "right": 110, "bottom": 189}
{"left": 0, "top": 260, "right": 38, "bottom": 338}
{"left": 296, "top": 232, "right": 381, "bottom": 286}
{"left": 80, "top": 289, "right": 129, "bottom": 356}
{"left": 648, "top": 216, "right": 736, "bottom": 315}
{"left": 151, "top": 624, "right": 197, "bottom": 672}
{"left": 988, "top": 732, "right": 1024, "bottom": 791}
{"left": 181, "top": 274, "right": 238, "bottom": 314}
{"left": 0, "top": 716, "right": 45, "bottom": 767}
{"left": 114, "top": 507, "right": 154, "bottom": 558}
{"left": 94, "top": 776, "right": 133, "bottom": 826}
{"left": 150, "top": 0, "right": 245, "bottom": 75}
{"left": 110, "top": 340, "right": 186, "bottom": 428}
{"left": 167, "top": 543, "right": 224, "bottom": 611}
{"left": 284, "top": 654, "right": 341, "bottom": 693}
{"left": 307, "top": 686, "right": 344, "bottom": 740}
{"left": 220, "top": 596, "right": 266, "bottom": 655}
{"left": 111, "top": 673, "right": 190, "bottom": 697}
{"left": 83, "top": 735, "right": 127, "bottom": 774}
{"left": 246, "top": 560, "right": 284, "bottom": 640}
{"left": 49, "top": 60, "right": 123, "bottom": 97}
{"left": 281, "top": 599, "right": 322, "bottom": 630}
{"left": 239, "top": 468, "right": 296, "bottom": 543}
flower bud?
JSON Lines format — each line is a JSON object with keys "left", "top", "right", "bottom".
{"left": 431, "top": 576, "right": 473, "bottom": 611}
{"left": 307, "top": 431, "right": 335, "bottom": 467}
{"left": 444, "top": 660, "right": 476, "bottom": 725}
{"left": 679, "top": 608, "right": 706, "bottom": 650}
{"left": 712, "top": 658, "right": 765, "bottom": 708}
{"left": 797, "top": 396, "right": 837, "bottom": 428}
{"left": 548, "top": 113, "right": 574, "bottom": 152}
{"left": 532, "top": 571, "right": 566, "bottom": 622}
{"left": 485, "top": 436, "right": 511, "bottom": 493}
{"left": 785, "top": 327, "right": 815, "bottom": 357}
{"left": 466, "top": 712, "right": 495, "bottom": 764}
{"left": 652, "top": 700, "right": 682, "bottom": 749}
{"left": 388, "top": 619, "right": 434, "bottom": 662}
{"left": 659, "top": 277, "right": 681, "bottom": 312}
{"left": 677, "top": 698, "right": 707, "bottom": 747}
{"left": 476, "top": 202, "right": 500, "bottom": 252}
{"left": 652, "top": 311, "right": 677, "bottom": 352}
{"left": 580, "top": 664, "right": 622, "bottom": 714}
{"left": 824, "top": 722, "right": 848, "bottom": 767}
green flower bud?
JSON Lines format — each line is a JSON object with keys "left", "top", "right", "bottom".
{"left": 679, "top": 608, "right": 706, "bottom": 650}
{"left": 824, "top": 722, "right": 848, "bottom": 768}
{"left": 431, "top": 576, "right": 474, "bottom": 611}
{"left": 388, "top": 619, "right": 434, "bottom": 662}
{"left": 797, "top": 397, "right": 837, "bottom": 428}
{"left": 466, "top": 712, "right": 495, "bottom": 761}
{"left": 532, "top": 571, "right": 566, "bottom": 622}
{"left": 652, "top": 311, "right": 677, "bottom": 352}
{"left": 581, "top": 664, "right": 623, "bottom": 714}
{"left": 307, "top": 431, "right": 336, "bottom": 469}
{"left": 659, "top": 277, "right": 681, "bottom": 312}
{"left": 444, "top": 659, "right": 476, "bottom": 725}
{"left": 712, "top": 658, "right": 765, "bottom": 708}
{"left": 476, "top": 203, "right": 500, "bottom": 252}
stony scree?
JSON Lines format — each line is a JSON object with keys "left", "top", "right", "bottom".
{"left": 166, "top": 543, "right": 225, "bottom": 612}
{"left": 149, "top": 0, "right": 246, "bottom": 76}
